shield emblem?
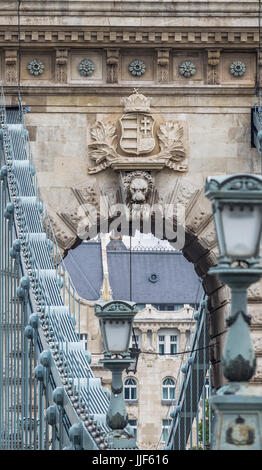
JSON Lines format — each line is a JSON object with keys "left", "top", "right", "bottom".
{"left": 120, "top": 113, "right": 156, "bottom": 155}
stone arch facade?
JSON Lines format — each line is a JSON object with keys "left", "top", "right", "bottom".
{"left": 47, "top": 181, "right": 226, "bottom": 389}
{"left": 45, "top": 175, "right": 262, "bottom": 391}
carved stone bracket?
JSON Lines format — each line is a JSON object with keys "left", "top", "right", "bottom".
{"left": 207, "top": 49, "right": 220, "bottom": 85}
{"left": 55, "top": 49, "right": 68, "bottom": 84}
{"left": 4, "top": 49, "right": 18, "bottom": 84}
{"left": 106, "top": 48, "right": 120, "bottom": 84}
{"left": 156, "top": 48, "right": 170, "bottom": 83}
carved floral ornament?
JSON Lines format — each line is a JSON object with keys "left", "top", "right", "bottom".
{"left": 27, "top": 59, "right": 45, "bottom": 76}
{"left": 179, "top": 61, "right": 196, "bottom": 78}
{"left": 128, "top": 59, "right": 146, "bottom": 77}
{"left": 78, "top": 59, "right": 95, "bottom": 77}
{"left": 88, "top": 90, "right": 187, "bottom": 174}
{"left": 230, "top": 60, "right": 246, "bottom": 77}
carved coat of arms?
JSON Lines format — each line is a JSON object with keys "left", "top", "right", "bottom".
{"left": 120, "top": 113, "right": 155, "bottom": 155}
{"left": 88, "top": 90, "right": 187, "bottom": 174}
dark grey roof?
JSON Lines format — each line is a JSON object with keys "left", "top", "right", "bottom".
{"left": 63, "top": 242, "right": 103, "bottom": 300}
{"left": 63, "top": 241, "right": 203, "bottom": 304}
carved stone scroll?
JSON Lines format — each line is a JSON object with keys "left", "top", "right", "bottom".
{"left": 5, "top": 49, "right": 18, "bottom": 84}
{"left": 55, "top": 49, "right": 68, "bottom": 84}
{"left": 156, "top": 48, "right": 170, "bottom": 83}
{"left": 207, "top": 49, "right": 220, "bottom": 85}
{"left": 106, "top": 49, "right": 119, "bottom": 84}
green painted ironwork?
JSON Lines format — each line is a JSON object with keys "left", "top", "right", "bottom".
{"left": 0, "top": 89, "right": 112, "bottom": 450}
{"left": 205, "top": 174, "right": 262, "bottom": 450}
{"left": 164, "top": 298, "right": 212, "bottom": 450}
{"left": 0, "top": 86, "right": 213, "bottom": 451}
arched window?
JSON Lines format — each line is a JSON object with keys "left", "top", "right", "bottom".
{"left": 162, "top": 377, "right": 176, "bottom": 401}
{"left": 124, "top": 378, "right": 137, "bottom": 401}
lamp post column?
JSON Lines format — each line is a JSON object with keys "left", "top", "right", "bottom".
{"left": 219, "top": 270, "right": 258, "bottom": 383}
{"left": 205, "top": 174, "right": 262, "bottom": 450}
{"left": 209, "top": 268, "right": 262, "bottom": 450}
{"left": 94, "top": 300, "right": 138, "bottom": 449}
{"left": 102, "top": 358, "right": 130, "bottom": 430}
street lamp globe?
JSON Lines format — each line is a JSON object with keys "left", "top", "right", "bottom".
{"left": 94, "top": 301, "right": 139, "bottom": 449}
{"left": 205, "top": 174, "right": 262, "bottom": 265}
{"left": 95, "top": 300, "right": 138, "bottom": 356}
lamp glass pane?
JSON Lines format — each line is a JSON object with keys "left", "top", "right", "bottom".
{"left": 104, "top": 319, "right": 130, "bottom": 352}
{"left": 222, "top": 205, "right": 262, "bottom": 258}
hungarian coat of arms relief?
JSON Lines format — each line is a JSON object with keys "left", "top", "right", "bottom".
{"left": 88, "top": 90, "right": 188, "bottom": 174}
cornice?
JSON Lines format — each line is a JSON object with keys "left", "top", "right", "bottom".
{"left": 3, "top": 85, "right": 256, "bottom": 97}
{"left": 0, "top": 1, "right": 260, "bottom": 19}
{"left": 0, "top": 28, "right": 260, "bottom": 48}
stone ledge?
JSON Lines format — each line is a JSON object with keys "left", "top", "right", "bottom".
{"left": 0, "top": 28, "right": 260, "bottom": 46}
{"left": 0, "top": 1, "right": 260, "bottom": 19}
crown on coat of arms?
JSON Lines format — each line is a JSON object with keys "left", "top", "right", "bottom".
{"left": 121, "top": 89, "right": 151, "bottom": 113}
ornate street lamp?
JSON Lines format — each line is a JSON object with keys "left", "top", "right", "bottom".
{"left": 95, "top": 300, "right": 138, "bottom": 449}
{"left": 205, "top": 174, "right": 262, "bottom": 450}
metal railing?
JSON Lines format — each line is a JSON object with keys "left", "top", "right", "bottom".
{"left": 164, "top": 298, "right": 213, "bottom": 450}
{"left": 0, "top": 88, "right": 112, "bottom": 450}
{"left": 0, "top": 87, "right": 213, "bottom": 451}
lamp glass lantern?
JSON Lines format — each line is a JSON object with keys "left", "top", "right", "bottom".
{"left": 205, "top": 174, "right": 262, "bottom": 264}
{"left": 95, "top": 301, "right": 138, "bottom": 355}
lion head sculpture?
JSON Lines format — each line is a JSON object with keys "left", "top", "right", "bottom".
{"left": 122, "top": 171, "right": 154, "bottom": 207}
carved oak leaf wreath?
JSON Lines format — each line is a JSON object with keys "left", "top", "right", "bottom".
{"left": 88, "top": 120, "right": 187, "bottom": 174}
{"left": 88, "top": 121, "right": 118, "bottom": 173}
{"left": 157, "top": 122, "right": 186, "bottom": 168}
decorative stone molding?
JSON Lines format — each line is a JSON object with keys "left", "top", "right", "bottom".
{"left": 4, "top": 49, "right": 18, "bottom": 84}
{"left": 248, "top": 280, "right": 262, "bottom": 300}
{"left": 156, "top": 48, "right": 170, "bottom": 83}
{"left": 0, "top": 29, "right": 259, "bottom": 47}
{"left": 207, "top": 49, "right": 220, "bottom": 84}
{"left": 45, "top": 214, "right": 75, "bottom": 250}
{"left": 106, "top": 48, "right": 119, "bottom": 83}
{"left": 252, "top": 335, "right": 262, "bottom": 354}
{"left": 55, "top": 49, "right": 68, "bottom": 84}
{"left": 71, "top": 185, "right": 100, "bottom": 209}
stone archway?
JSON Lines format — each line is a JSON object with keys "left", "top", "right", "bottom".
{"left": 43, "top": 168, "right": 262, "bottom": 394}
{"left": 47, "top": 178, "right": 231, "bottom": 390}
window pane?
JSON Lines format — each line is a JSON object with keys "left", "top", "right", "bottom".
{"left": 128, "top": 420, "right": 137, "bottom": 439}
{"left": 163, "top": 387, "right": 168, "bottom": 400}
{"left": 170, "top": 343, "right": 177, "bottom": 355}
{"left": 159, "top": 344, "right": 165, "bottom": 355}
